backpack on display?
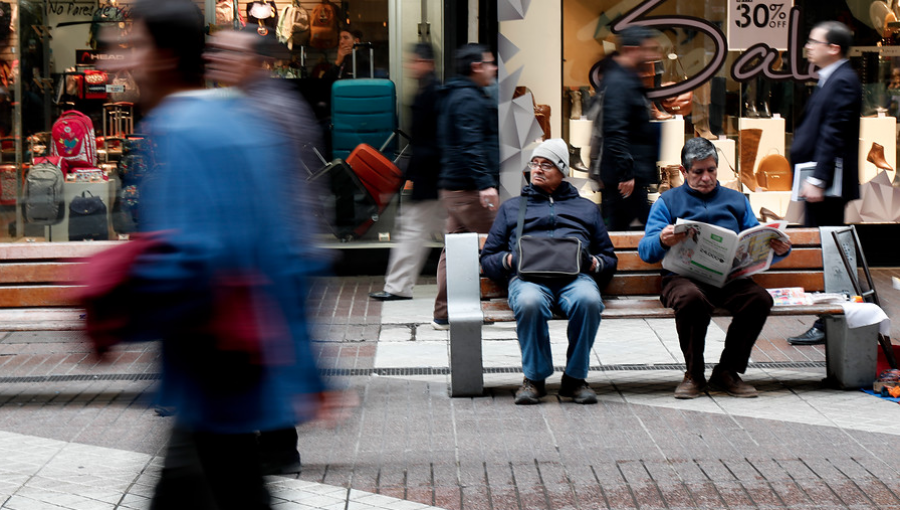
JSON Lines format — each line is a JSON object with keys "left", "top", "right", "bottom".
{"left": 24, "top": 160, "right": 65, "bottom": 225}
{"left": 310, "top": 0, "right": 339, "bottom": 49}
{"left": 69, "top": 191, "right": 108, "bottom": 241}
{"left": 51, "top": 111, "right": 98, "bottom": 169}
{"left": 277, "top": 4, "right": 310, "bottom": 49}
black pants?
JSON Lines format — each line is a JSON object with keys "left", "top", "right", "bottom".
{"left": 601, "top": 184, "right": 649, "bottom": 231}
{"left": 660, "top": 275, "right": 774, "bottom": 380}
{"left": 151, "top": 428, "right": 271, "bottom": 510}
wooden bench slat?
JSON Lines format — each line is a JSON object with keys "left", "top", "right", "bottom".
{"left": 0, "top": 242, "right": 121, "bottom": 261}
{"left": 614, "top": 248, "right": 822, "bottom": 272}
{"left": 0, "top": 262, "right": 83, "bottom": 284}
{"left": 0, "top": 286, "right": 82, "bottom": 308}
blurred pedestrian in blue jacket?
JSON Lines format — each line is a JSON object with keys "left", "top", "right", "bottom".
{"left": 99, "top": 1, "right": 335, "bottom": 507}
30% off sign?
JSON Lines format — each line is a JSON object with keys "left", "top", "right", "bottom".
{"left": 728, "top": 0, "right": 793, "bottom": 51}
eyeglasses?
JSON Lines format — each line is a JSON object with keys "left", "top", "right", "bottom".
{"left": 806, "top": 38, "right": 832, "bottom": 46}
{"left": 528, "top": 161, "right": 557, "bottom": 171}
{"left": 480, "top": 60, "right": 497, "bottom": 66}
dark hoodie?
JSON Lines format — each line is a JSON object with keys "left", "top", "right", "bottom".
{"left": 436, "top": 75, "right": 499, "bottom": 191}
{"left": 480, "top": 181, "right": 618, "bottom": 285}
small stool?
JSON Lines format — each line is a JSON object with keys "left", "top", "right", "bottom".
{"left": 103, "top": 102, "right": 134, "bottom": 138}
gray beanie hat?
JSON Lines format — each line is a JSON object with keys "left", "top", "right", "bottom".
{"left": 531, "top": 138, "right": 570, "bottom": 176}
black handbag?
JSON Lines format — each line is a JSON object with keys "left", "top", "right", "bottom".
{"left": 515, "top": 196, "right": 582, "bottom": 280}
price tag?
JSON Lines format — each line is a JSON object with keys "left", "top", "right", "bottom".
{"left": 728, "top": 0, "right": 793, "bottom": 51}
{"left": 106, "top": 84, "right": 125, "bottom": 93}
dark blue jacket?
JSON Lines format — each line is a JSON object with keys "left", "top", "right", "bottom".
{"left": 638, "top": 182, "right": 789, "bottom": 268}
{"left": 599, "top": 58, "right": 659, "bottom": 186}
{"left": 406, "top": 71, "right": 441, "bottom": 201}
{"left": 437, "top": 76, "right": 499, "bottom": 191}
{"left": 790, "top": 60, "right": 861, "bottom": 202}
{"left": 481, "top": 182, "right": 617, "bottom": 284}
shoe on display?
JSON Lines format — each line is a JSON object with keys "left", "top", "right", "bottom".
{"left": 558, "top": 374, "right": 598, "bottom": 404}
{"left": 787, "top": 326, "right": 826, "bottom": 345}
{"left": 431, "top": 318, "right": 450, "bottom": 331}
{"left": 674, "top": 372, "right": 706, "bottom": 399}
{"left": 369, "top": 291, "right": 412, "bottom": 301}
{"left": 709, "top": 366, "right": 758, "bottom": 398}
{"left": 514, "top": 377, "right": 547, "bottom": 405}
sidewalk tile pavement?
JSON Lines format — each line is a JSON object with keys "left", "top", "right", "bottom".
{"left": 1, "top": 271, "right": 900, "bottom": 508}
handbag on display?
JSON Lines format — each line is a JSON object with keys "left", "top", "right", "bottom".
{"left": 756, "top": 152, "right": 793, "bottom": 191}
{"left": 69, "top": 190, "right": 109, "bottom": 241}
{"left": 659, "top": 55, "right": 693, "bottom": 116}
{"left": 515, "top": 196, "right": 582, "bottom": 280}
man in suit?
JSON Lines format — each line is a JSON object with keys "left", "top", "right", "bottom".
{"left": 788, "top": 21, "right": 861, "bottom": 345}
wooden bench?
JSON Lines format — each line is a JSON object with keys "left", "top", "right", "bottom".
{"left": 0, "top": 242, "right": 120, "bottom": 331}
{"left": 445, "top": 228, "right": 865, "bottom": 397}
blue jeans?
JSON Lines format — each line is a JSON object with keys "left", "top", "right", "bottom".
{"left": 507, "top": 273, "right": 604, "bottom": 381}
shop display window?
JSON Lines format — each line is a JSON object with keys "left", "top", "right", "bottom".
{"left": 0, "top": 0, "right": 439, "bottom": 244}
{"left": 524, "top": 0, "right": 900, "bottom": 223}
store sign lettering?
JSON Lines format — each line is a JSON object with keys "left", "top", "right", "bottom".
{"left": 48, "top": 3, "right": 130, "bottom": 18}
{"left": 612, "top": 0, "right": 815, "bottom": 97}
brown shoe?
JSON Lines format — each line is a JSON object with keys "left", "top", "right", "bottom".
{"left": 709, "top": 366, "right": 758, "bottom": 398}
{"left": 674, "top": 372, "right": 706, "bottom": 399}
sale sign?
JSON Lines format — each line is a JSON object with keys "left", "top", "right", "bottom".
{"left": 728, "top": 0, "right": 794, "bottom": 51}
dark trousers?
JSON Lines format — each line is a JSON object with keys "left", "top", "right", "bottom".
{"left": 151, "top": 427, "right": 271, "bottom": 510}
{"left": 660, "top": 275, "right": 774, "bottom": 379}
{"left": 434, "top": 190, "right": 497, "bottom": 320}
{"left": 804, "top": 197, "right": 847, "bottom": 228}
{"left": 601, "top": 185, "right": 649, "bottom": 231}
{"left": 258, "top": 427, "right": 300, "bottom": 466}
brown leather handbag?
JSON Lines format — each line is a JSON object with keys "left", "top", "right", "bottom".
{"left": 755, "top": 153, "right": 793, "bottom": 191}
{"left": 659, "top": 55, "right": 693, "bottom": 116}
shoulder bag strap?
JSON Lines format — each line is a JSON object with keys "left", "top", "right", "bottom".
{"left": 515, "top": 195, "right": 527, "bottom": 241}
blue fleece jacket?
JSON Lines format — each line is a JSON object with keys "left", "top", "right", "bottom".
{"left": 638, "top": 182, "right": 790, "bottom": 267}
{"left": 132, "top": 93, "right": 326, "bottom": 434}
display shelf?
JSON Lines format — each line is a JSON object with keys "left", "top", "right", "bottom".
{"left": 656, "top": 116, "right": 685, "bottom": 166}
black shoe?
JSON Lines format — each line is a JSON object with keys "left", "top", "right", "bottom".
{"left": 260, "top": 456, "right": 302, "bottom": 476}
{"left": 368, "top": 291, "right": 412, "bottom": 301}
{"left": 558, "top": 374, "right": 598, "bottom": 404}
{"left": 514, "top": 377, "right": 547, "bottom": 405}
{"left": 788, "top": 326, "right": 825, "bottom": 345}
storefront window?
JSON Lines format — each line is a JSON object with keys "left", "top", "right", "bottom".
{"left": 499, "top": 0, "right": 899, "bottom": 225}
{"left": 0, "top": 0, "right": 441, "bottom": 244}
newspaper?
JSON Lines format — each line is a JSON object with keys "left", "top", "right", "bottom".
{"left": 662, "top": 219, "right": 790, "bottom": 288}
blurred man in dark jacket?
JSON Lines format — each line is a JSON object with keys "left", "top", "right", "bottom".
{"left": 431, "top": 43, "right": 498, "bottom": 329}
{"left": 370, "top": 43, "right": 445, "bottom": 301}
{"left": 598, "top": 27, "right": 661, "bottom": 231}
{"left": 481, "top": 139, "right": 617, "bottom": 405}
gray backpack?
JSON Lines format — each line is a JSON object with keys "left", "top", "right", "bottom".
{"left": 24, "top": 162, "right": 65, "bottom": 225}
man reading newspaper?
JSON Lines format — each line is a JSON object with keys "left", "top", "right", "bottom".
{"left": 639, "top": 138, "right": 792, "bottom": 400}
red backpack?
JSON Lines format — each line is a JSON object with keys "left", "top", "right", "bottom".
{"left": 310, "top": 1, "right": 339, "bottom": 49}
{"left": 51, "top": 111, "right": 98, "bottom": 169}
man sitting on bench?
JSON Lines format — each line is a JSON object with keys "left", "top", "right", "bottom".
{"left": 638, "top": 137, "right": 792, "bottom": 399}
{"left": 481, "top": 139, "right": 618, "bottom": 405}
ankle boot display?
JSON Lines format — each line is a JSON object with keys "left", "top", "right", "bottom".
{"left": 867, "top": 142, "right": 894, "bottom": 171}
{"left": 570, "top": 90, "right": 583, "bottom": 119}
{"left": 739, "top": 128, "right": 765, "bottom": 191}
{"left": 579, "top": 86, "right": 592, "bottom": 115}
{"left": 569, "top": 146, "right": 589, "bottom": 172}
{"left": 666, "top": 164, "right": 684, "bottom": 188}
{"left": 657, "top": 166, "right": 671, "bottom": 193}
{"left": 650, "top": 102, "right": 674, "bottom": 121}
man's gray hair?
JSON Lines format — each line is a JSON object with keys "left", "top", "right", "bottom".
{"left": 681, "top": 137, "right": 718, "bottom": 170}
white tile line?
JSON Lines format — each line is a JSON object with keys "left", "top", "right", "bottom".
{"left": 0, "top": 431, "right": 447, "bottom": 510}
